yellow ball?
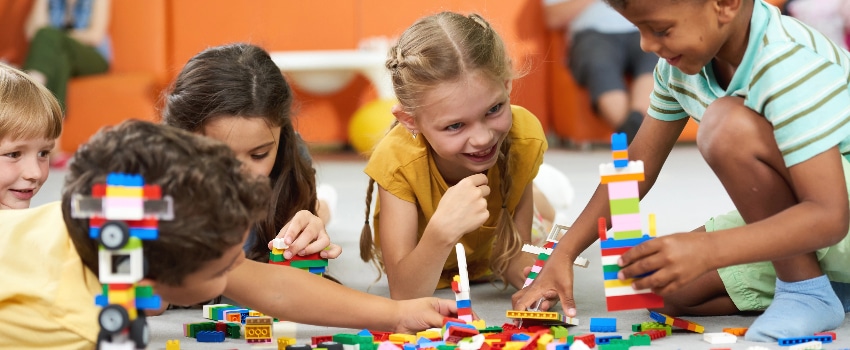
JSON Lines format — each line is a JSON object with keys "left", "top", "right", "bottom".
{"left": 348, "top": 98, "right": 397, "bottom": 155}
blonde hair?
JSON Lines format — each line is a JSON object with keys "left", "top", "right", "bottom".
{"left": 360, "top": 12, "right": 522, "bottom": 287}
{"left": 0, "top": 62, "right": 62, "bottom": 142}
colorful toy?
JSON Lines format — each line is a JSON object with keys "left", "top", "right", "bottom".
{"left": 521, "top": 224, "right": 589, "bottom": 289}
{"left": 270, "top": 237, "right": 329, "bottom": 276}
{"left": 598, "top": 133, "right": 664, "bottom": 311}
{"left": 649, "top": 311, "right": 704, "bottom": 333}
{"left": 71, "top": 173, "right": 174, "bottom": 349}
{"left": 245, "top": 316, "right": 274, "bottom": 344}
{"left": 452, "top": 243, "right": 473, "bottom": 323}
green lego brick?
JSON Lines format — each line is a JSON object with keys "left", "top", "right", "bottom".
{"left": 135, "top": 285, "right": 155, "bottom": 298}
{"left": 226, "top": 323, "right": 241, "bottom": 338}
{"left": 632, "top": 323, "right": 642, "bottom": 332}
{"left": 609, "top": 198, "right": 639, "bottom": 216}
{"left": 603, "top": 264, "right": 621, "bottom": 273}
{"left": 289, "top": 259, "right": 329, "bottom": 268}
{"left": 550, "top": 325, "right": 569, "bottom": 339}
{"left": 527, "top": 271, "right": 538, "bottom": 279}
{"left": 538, "top": 252, "right": 550, "bottom": 261}
{"left": 612, "top": 230, "right": 643, "bottom": 239}
{"left": 629, "top": 334, "right": 651, "bottom": 346}
{"left": 270, "top": 253, "right": 285, "bottom": 262}
{"left": 480, "top": 326, "right": 503, "bottom": 333}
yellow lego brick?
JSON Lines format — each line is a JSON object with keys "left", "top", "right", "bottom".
{"left": 106, "top": 186, "right": 144, "bottom": 198}
{"left": 537, "top": 334, "right": 554, "bottom": 350}
{"left": 271, "top": 247, "right": 285, "bottom": 255}
{"left": 505, "top": 310, "right": 561, "bottom": 321}
{"left": 389, "top": 333, "right": 416, "bottom": 344}
{"left": 165, "top": 339, "right": 180, "bottom": 350}
{"left": 603, "top": 279, "right": 634, "bottom": 289}
{"left": 503, "top": 341, "right": 526, "bottom": 350}
{"left": 471, "top": 319, "right": 486, "bottom": 329}
{"left": 417, "top": 330, "right": 441, "bottom": 339}
{"left": 277, "top": 337, "right": 296, "bottom": 350}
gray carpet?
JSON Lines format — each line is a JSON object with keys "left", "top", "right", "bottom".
{"left": 34, "top": 144, "right": 850, "bottom": 349}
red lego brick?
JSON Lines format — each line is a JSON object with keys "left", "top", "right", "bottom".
{"left": 605, "top": 294, "right": 664, "bottom": 311}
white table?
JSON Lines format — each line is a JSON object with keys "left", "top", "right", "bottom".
{"left": 269, "top": 49, "right": 394, "bottom": 99}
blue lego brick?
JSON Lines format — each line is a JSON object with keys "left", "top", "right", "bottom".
{"left": 595, "top": 335, "right": 623, "bottom": 344}
{"left": 419, "top": 341, "right": 446, "bottom": 348}
{"left": 553, "top": 343, "right": 570, "bottom": 350}
{"left": 95, "top": 294, "right": 108, "bottom": 307}
{"left": 107, "top": 173, "right": 144, "bottom": 187}
{"left": 590, "top": 318, "right": 617, "bottom": 332}
{"left": 456, "top": 299, "right": 471, "bottom": 308}
{"left": 129, "top": 227, "right": 158, "bottom": 240}
{"left": 196, "top": 330, "right": 225, "bottom": 342}
{"left": 777, "top": 335, "right": 833, "bottom": 345}
{"left": 599, "top": 235, "right": 653, "bottom": 249}
{"left": 357, "top": 329, "right": 373, "bottom": 337}
{"left": 603, "top": 271, "right": 619, "bottom": 280}
{"left": 611, "top": 133, "right": 627, "bottom": 151}
{"left": 511, "top": 333, "right": 531, "bottom": 341}
{"left": 648, "top": 311, "right": 665, "bottom": 324}
{"left": 613, "top": 159, "right": 628, "bottom": 168}
{"left": 135, "top": 295, "right": 161, "bottom": 310}
{"left": 403, "top": 343, "right": 417, "bottom": 350}
{"left": 308, "top": 266, "right": 327, "bottom": 274}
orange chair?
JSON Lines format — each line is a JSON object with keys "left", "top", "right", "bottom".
{"left": 545, "top": 32, "right": 698, "bottom": 147}
{"left": 63, "top": 0, "right": 168, "bottom": 153}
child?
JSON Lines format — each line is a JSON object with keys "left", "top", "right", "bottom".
{"left": 0, "top": 62, "right": 62, "bottom": 209}
{"left": 0, "top": 120, "right": 456, "bottom": 348}
{"left": 162, "top": 43, "right": 341, "bottom": 263}
{"left": 513, "top": 0, "right": 850, "bottom": 342}
{"left": 359, "top": 12, "right": 546, "bottom": 300}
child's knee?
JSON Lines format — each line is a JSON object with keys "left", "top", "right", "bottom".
{"left": 698, "top": 97, "right": 771, "bottom": 159}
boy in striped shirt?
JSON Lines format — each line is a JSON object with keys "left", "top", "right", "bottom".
{"left": 513, "top": 0, "right": 850, "bottom": 342}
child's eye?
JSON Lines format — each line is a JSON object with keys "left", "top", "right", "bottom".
{"left": 38, "top": 150, "right": 51, "bottom": 158}
{"left": 487, "top": 103, "right": 504, "bottom": 115}
{"left": 250, "top": 152, "right": 269, "bottom": 160}
{"left": 653, "top": 28, "right": 670, "bottom": 37}
{"left": 446, "top": 122, "right": 463, "bottom": 131}
{"left": 3, "top": 152, "right": 21, "bottom": 159}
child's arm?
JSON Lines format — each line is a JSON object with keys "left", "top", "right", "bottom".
{"left": 68, "top": 0, "right": 111, "bottom": 47}
{"left": 379, "top": 173, "right": 491, "bottom": 300}
{"left": 512, "top": 117, "right": 687, "bottom": 315}
{"left": 620, "top": 146, "right": 849, "bottom": 295}
{"left": 24, "top": 0, "right": 48, "bottom": 40}
{"left": 504, "top": 183, "right": 538, "bottom": 289}
{"left": 225, "top": 259, "right": 457, "bottom": 332}
{"left": 268, "top": 210, "right": 342, "bottom": 259}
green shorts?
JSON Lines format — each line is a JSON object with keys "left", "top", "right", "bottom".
{"left": 710, "top": 155, "right": 850, "bottom": 311}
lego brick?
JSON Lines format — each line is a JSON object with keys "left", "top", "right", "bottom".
{"left": 722, "top": 327, "right": 748, "bottom": 336}
{"left": 648, "top": 311, "right": 705, "bottom": 333}
{"left": 594, "top": 335, "right": 622, "bottom": 345}
{"left": 607, "top": 198, "right": 640, "bottom": 216}
{"left": 777, "top": 335, "right": 832, "bottom": 345}
{"left": 196, "top": 330, "right": 225, "bottom": 342}
{"left": 703, "top": 332, "right": 737, "bottom": 344}
{"left": 589, "top": 318, "right": 616, "bottom": 332}
{"left": 788, "top": 341, "right": 823, "bottom": 350}
{"left": 599, "top": 235, "right": 652, "bottom": 249}
{"left": 604, "top": 293, "right": 664, "bottom": 312}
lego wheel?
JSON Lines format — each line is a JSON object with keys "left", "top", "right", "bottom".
{"left": 99, "top": 221, "right": 130, "bottom": 250}
{"left": 99, "top": 305, "right": 130, "bottom": 334}
{"left": 130, "top": 314, "right": 150, "bottom": 349}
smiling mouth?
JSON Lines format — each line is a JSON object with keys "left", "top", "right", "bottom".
{"left": 463, "top": 143, "right": 498, "bottom": 162}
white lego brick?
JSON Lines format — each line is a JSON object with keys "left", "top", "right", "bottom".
{"left": 569, "top": 339, "right": 590, "bottom": 350}
{"left": 98, "top": 247, "right": 144, "bottom": 284}
{"left": 202, "top": 304, "right": 231, "bottom": 320}
{"left": 272, "top": 237, "right": 289, "bottom": 249}
{"left": 703, "top": 332, "right": 737, "bottom": 344}
{"left": 573, "top": 256, "right": 589, "bottom": 268}
{"left": 599, "top": 161, "right": 644, "bottom": 177}
{"left": 455, "top": 290, "right": 470, "bottom": 301}
{"left": 99, "top": 339, "right": 135, "bottom": 350}
{"left": 455, "top": 243, "right": 470, "bottom": 293}
{"left": 273, "top": 321, "right": 297, "bottom": 339}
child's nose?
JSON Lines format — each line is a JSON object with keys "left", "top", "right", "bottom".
{"left": 639, "top": 34, "right": 661, "bottom": 55}
{"left": 469, "top": 124, "right": 493, "bottom": 147}
{"left": 22, "top": 156, "right": 45, "bottom": 181}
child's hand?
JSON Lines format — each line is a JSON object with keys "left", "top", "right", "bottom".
{"left": 268, "top": 210, "right": 342, "bottom": 259}
{"left": 617, "top": 231, "right": 714, "bottom": 295}
{"left": 431, "top": 173, "right": 491, "bottom": 243}
{"left": 394, "top": 297, "right": 458, "bottom": 333}
{"left": 511, "top": 255, "right": 577, "bottom": 317}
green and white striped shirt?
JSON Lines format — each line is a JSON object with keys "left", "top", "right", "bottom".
{"left": 649, "top": 0, "right": 850, "bottom": 166}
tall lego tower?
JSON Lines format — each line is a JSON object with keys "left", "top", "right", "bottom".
{"left": 598, "top": 133, "right": 664, "bottom": 311}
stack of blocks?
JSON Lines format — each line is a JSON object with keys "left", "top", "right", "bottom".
{"left": 270, "top": 237, "right": 329, "bottom": 276}
{"left": 598, "top": 133, "right": 665, "bottom": 311}
{"left": 452, "top": 243, "right": 473, "bottom": 323}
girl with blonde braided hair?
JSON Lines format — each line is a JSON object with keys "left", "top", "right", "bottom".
{"left": 360, "top": 11, "right": 548, "bottom": 299}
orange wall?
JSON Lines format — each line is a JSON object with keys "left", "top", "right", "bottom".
{"left": 166, "top": 1, "right": 552, "bottom": 145}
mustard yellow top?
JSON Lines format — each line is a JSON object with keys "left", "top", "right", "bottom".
{"left": 365, "top": 105, "right": 548, "bottom": 288}
{"left": 0, "top": 201, "right": 100, "bottom": 349}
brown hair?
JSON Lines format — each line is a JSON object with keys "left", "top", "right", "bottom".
{"left": 161, "top": 43, "right": 317, "bottom": 262}
{"left": 359, "top": 12, "right": 522, "bottom": 286}
{"left": 63, "top": 120, "right": 269, "bottom": 286}
{"left": 0, "top": 62, "right": 62, "bottom": 142}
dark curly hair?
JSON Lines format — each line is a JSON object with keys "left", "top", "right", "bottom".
{"left": 62, "top": 120, "right": 270, "bottom": 286}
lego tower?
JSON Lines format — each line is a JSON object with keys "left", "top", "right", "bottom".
{"left": 598, "top": 133, "right": 664, "bottom": 311}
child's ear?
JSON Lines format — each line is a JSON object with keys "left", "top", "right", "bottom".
{"left": 505, "top": 79, "right": 513, "bottom": 95}
{"left": 392, "top": 104, "right": 417, "bottom": 132}
{"left": 715, "top": 0, "right": 743, "bottom": 24}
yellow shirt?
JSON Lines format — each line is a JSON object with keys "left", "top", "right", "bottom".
{"left": 365, "top": 105, "right": 548, "bottom": 288}
{"left": 0, "top": 202, "right": 100, "bottom": 349}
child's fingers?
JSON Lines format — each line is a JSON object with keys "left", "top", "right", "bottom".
{"left": 618, "top": 239, "right": 659, "bottom": 271}
{"left": 463, "top": 173, "right": 489, "bottom": 187}
{"left": 320, "top": 243, "right": 343, "bottom": 259}
{"left": 300, "top": 234, "right": 331, "bottom": 255}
